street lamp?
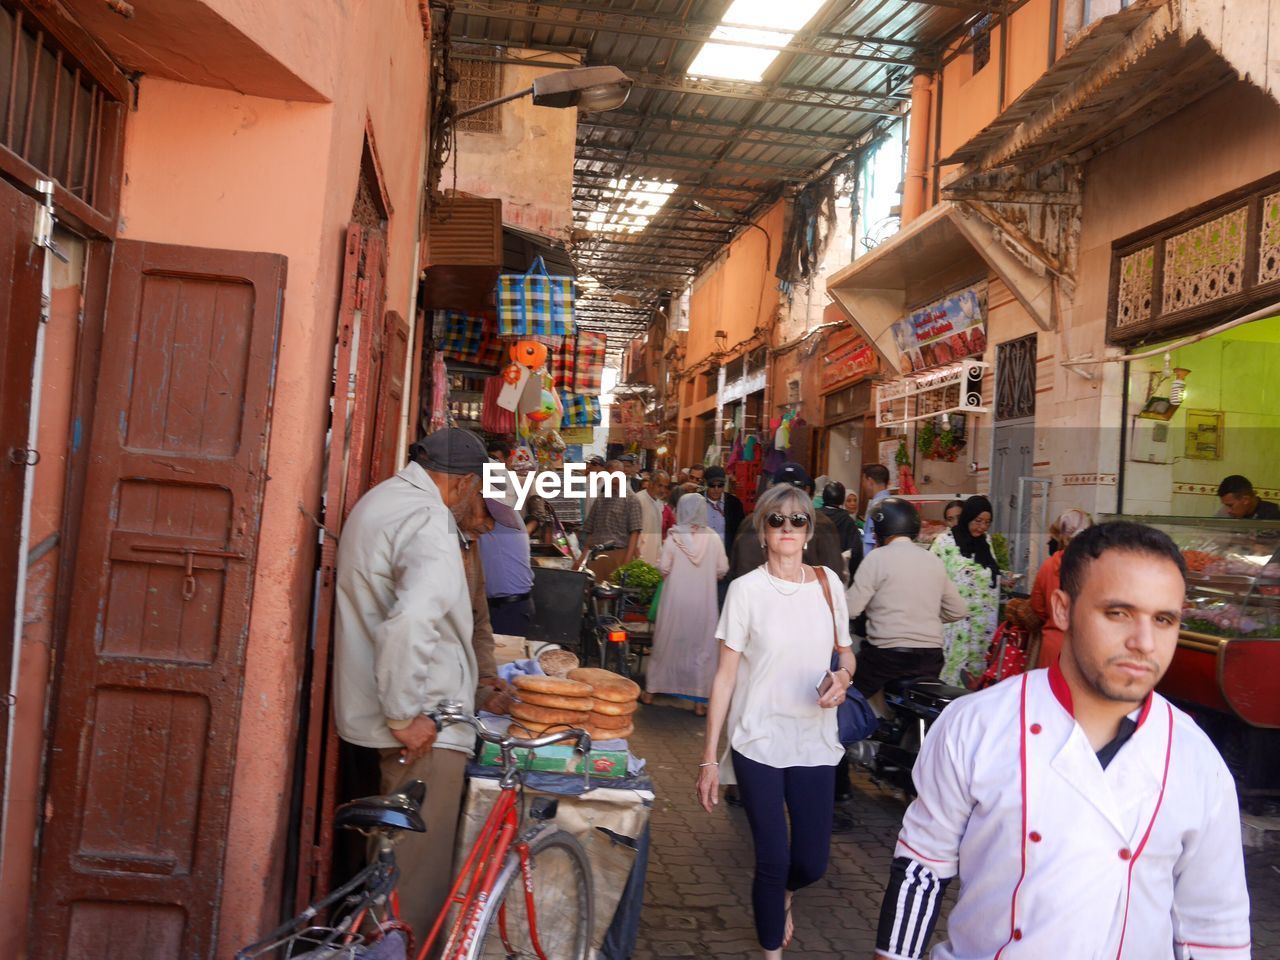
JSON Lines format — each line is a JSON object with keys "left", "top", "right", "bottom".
{"left": 452, "top": 65, "right": 633, "bottom": 122}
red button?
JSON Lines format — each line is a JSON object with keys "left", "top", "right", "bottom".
{"left": 1013, "top": 929, "right": 1023, "bottom": 941}
{"left": 1029, "top": 831, "right": 1042, "bottom": 843}
{"left": 1030, "top": 723, "right": 1042, "bottom": 735}
{"left": 1119, "top": 848, "right": 1132, "bottom": 861}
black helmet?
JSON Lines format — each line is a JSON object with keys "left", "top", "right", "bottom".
{"left": 871, "top": 497, "right": 920, "bottom": 542}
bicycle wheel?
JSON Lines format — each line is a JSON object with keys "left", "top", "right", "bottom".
{"left": 466, "top": 826, "right": 593, "bottom": 960}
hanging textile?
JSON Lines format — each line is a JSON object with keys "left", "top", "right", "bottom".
{"left": 572, "top": 331, "right": 607, "bottom": 394}
{"left": 560, "top": 392, "right": 602, "bottom": 428}
{"left": 481, "top": 374, "right": 515, "bottom": 434}
{"left": 476, "top": 314, "right": 505, "bottom": 368}
{"left": 553, "top": 335, "right": 577, "bottom": 391}
{"left": 496, "top": 256, "right": 575, "bottom": 339}
{"left": 436, "top": 310, "right": 483, "bottom": 363}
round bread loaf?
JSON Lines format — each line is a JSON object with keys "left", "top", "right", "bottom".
{"left": 590, "top": 697, "right": 639, "bottom": 717}
{"left": 587, "top": 722, "right": 633, "bottom": 741}
{"left": 566, "top": 668, "right": 640, "bottom": 702}
{"left": 513, "top": 674, "right": 593, "bottom": 697}
{"left": 517, "top": 690, "right": 595, "bottom": 712}
{"left": 588, "top": 710, "right": 632, "bottom": 729}
{"left": 510, "top": 702, "right": 591, "bottom": 726}
{"left": 537, "top": 648, "right": 580, "bottom": 678}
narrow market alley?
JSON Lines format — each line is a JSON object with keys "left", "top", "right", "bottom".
{"left": 628, "top": 701, "right": 1280, "bottom": 959}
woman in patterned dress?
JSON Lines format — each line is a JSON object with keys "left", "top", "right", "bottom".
{"left": 931, "top": 495, "right": 1000, "bottom": 686}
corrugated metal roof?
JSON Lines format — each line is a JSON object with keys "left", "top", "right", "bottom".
{"left": 449, "top": 0, "right": 982, "bottom": 347}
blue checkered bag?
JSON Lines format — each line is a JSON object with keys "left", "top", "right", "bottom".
{"left": 496, "top": 256, "right": 575, "bottom": 338}
{"left": 435, "top": 310, "right": 483, "bottom": 363}
{"left": 560, "top": 392, "right": 601, "bottom": 428}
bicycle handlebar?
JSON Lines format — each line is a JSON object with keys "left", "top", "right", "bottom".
{"left": 430, "top": 701, "right": 593, "bottom": 755}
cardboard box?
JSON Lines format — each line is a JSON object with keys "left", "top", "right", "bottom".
{"left": 477, "top": 742, "right": 630, "bottom": 778}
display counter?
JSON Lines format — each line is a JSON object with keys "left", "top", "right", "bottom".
{"left": 1107, "top": 515, "right": 1280, "bottom": 801}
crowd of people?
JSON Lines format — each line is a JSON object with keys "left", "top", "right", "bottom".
{"left": 330, "top": 429, "right": 1256, "bottom": 959}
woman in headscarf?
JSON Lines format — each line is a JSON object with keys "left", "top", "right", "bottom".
{"left": 931, "top": 495, "right": 1000, "bottom": 686}
{"left": 1024, "top": 508, "right": 1093, "bottom": 668}
{"left": 643, "top": 494, "right": 729, "bottom": 716}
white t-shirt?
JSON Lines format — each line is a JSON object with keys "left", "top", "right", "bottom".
{"left": 715, "top": 565, "right": 852, "bottom": 770}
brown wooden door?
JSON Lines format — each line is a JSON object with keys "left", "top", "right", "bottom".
{"left": 0, "top": 179, "right": 44, "bottom": 819}
{"left": 370, "top": 309, "right": 409, "bottom": 485}
{"left": 33, "top": 241, "right": 286, "bottom": 960}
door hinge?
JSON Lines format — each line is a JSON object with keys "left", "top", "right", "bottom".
{"left": 32, "top": 179, "right": 69, "bottom": 263}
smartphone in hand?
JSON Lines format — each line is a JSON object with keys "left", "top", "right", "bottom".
{"left": 816, "top": 671, "right": 838, "bottom": 698}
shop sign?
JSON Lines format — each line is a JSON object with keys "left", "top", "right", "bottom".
{"left": 821, "top": 331, "right": 878, "bottom": 390}
{"left": 561, "top": 427, "right": 594, "bottom": 445}
{"left": 891, "top": 286, "right": 988, "bottom": 373}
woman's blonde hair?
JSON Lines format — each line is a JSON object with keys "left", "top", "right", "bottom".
{"left": 752, "top": 483, "right": 816, "bottom": 546}
{"left": 1050, "top": 508, "right": 1093, "bottom": 545}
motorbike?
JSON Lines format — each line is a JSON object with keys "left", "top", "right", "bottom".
{"left": 847, "top": 676, "right": 973, "bottom": 796}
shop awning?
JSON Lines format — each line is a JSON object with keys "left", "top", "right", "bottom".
{"left": 826, "top": 202, "right": 1056, "bottom": 376}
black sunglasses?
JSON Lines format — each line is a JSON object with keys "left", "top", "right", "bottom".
{"left": 766, "top": 512, "right": 810, "bottom": 529}
{"left": 707, "top": 480, "right": 725, "bottom": 488}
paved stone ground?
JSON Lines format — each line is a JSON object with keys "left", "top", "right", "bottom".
{"left": 627, "top": 700, "right": 1280, "bottom": 959}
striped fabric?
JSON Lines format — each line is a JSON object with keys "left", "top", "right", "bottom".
{"left": 477, "top": 314, "right": 504, "bottom": 368}
{"left": 876, "top": 856, "right": 949, "bottom": 959}
{"left": 560, "top": 392, "right": 601, "bottom": 428}
{"left": 435, "top": 310, "right": 483, "bottom": 363}
{"left": 573, "top": 330, "right": 607, "bottom": 393}
{"left": 553, "top": 336, "right": 576, "bottom": 391}
{"left": 496, "top": 256, "right": 575, "bottom": 339}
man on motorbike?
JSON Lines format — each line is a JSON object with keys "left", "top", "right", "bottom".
{"left": 844, "top": 497, "right": 968, "bottom": 698}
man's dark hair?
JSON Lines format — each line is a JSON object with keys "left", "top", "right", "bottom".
{"left": 689, "top": 463, "right": 705, "bottom": 475}
{"left": 1216, "top": 474, "right": 1254, "bottom": 498}
{"left": 487, "top": 440, "right": 513, "bottom": 461}
{"left": 1059, "top": 521, "right": 1186, "bottom": 601}
{"left": 862, "top": 463, "right": 890, "bottom": 486}
{"left": 822, "top": 481, "right": 846, "bottom": 508}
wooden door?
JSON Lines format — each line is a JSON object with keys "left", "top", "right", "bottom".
{"left": 33, "top": 241, "right": 286, "bottom": 960}
{"left": 0, "top": 179, "right": 44, "bottom": 813}
{"left": 370, "top": 310, "right": 409, "bottom": 485}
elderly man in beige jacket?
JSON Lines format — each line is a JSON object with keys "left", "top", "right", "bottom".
{"left": 334, "top": 427, "right": 488, "bottom": 939}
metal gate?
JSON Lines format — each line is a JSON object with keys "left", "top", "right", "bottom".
{"left": 32, "top": 241, "right": 286, "bottom": 960}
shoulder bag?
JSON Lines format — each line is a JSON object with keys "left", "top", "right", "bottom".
{"left": 811, "top": 565, "right": 879, "bottom": 744}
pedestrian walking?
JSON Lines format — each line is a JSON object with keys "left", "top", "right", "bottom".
{"left": 819, "top": 480, "right": 862, "bottom": 581}
{"left": 860, "top": 463, "right": 891, "bottom": 554}
{"left": 333, "top": 428, "right": 487, "bottom": 939}
{"left": 1021, "top": 507, "right": 1093, "bottom": 668}
{"left": 874, "top": 521, "right": 1251, "bottom": 959}
{"left": 644, "top": 494, "right": 729, "bottom": 715}
{"left": 727, "top": 463, "right": 846, "bottom": 583}
{"left": 636, "top": 470, "right": 670, "bottom": 565}
{"left": 698, "top": 483, "right": 857, "bottom": 959}
{"left": 931, "top": 494, "right": 1000, "bottom": 686}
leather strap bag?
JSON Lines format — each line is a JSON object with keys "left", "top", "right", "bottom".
{"left": 810, "top": 565, "right": 879, "bottom": 744}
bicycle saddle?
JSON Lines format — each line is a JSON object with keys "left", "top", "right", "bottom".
{"left": 335, "top": 779, "right": 427, "bottom": 833}
{"left": 884, "top": 677, "right": 970, "bottom": 702}
{"left": 592, "top": 583, "right": 624, "bottom": 599}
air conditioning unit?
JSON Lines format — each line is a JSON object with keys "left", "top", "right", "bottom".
{"left": 421, "top": 196, "right": 503, "bottom": 312}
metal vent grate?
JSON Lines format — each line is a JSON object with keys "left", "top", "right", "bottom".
{"left": 455, "top": 56, "right": 501, "bottom": 134}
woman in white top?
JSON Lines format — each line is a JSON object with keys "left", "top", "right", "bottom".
{"left": 697, "top": 483, "right": 856, "bottom": 959}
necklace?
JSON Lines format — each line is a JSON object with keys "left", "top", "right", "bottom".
{"left": 762, "top": 563, "right": 807, "bottom": 596}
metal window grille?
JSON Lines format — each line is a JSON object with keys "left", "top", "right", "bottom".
{"left": 455, "top": 57, "right": 501, "bottom": 134}
{"left": 995, "top": 334, "right": 1037, "bottom": 422}
{"left": 0, "top": 2, "right": 123, "bottom": 213}
{"left": 970, "top": 15, "right": 992, "bottom": 74}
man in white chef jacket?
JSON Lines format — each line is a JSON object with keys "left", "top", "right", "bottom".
{"left": 874, "top": 521, "right": 1251, "bottom": 960}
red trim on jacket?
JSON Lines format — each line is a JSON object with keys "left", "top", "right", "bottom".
{"left": 1114, "top": 703, "right": 1174, "bottom": 959}
{"left": 994, "top": 674, "right": 1031, "bottom": 959}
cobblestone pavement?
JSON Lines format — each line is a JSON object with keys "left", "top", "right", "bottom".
{"left": 628, "top": 700, "right": 1280, "bottom": 960}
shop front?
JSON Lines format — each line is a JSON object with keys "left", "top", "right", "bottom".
{"left": 1104, "top": 173, "right": 1280, "bottom": 802}
{"left": 813, "top": 312, "right": 878, "bottom": 496}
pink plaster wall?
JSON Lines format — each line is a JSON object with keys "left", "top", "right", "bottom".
{"left": 114, "top": 0, "right": 429, "bottom": 950}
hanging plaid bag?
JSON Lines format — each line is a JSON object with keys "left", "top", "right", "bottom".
{"left": 572, "top": 331, "right": 607, "bottom": 393}
{"left": 975, "top": 620, "right": 1030, "bottom": 690}
{"left": 560, "top": 392, "right": 601, "bottom": 428}
{"left": 553, "top": 336, "right": 577, "bottom": 391}
{"left": 496, "top": 256, "right": 575, "bottom": 339}
{"left": 435, "top": 310, "right": 483, "bottom": 363}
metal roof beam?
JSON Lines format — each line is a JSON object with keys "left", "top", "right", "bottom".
{"left": 591, "top": 107, "right": 870, "bottom": 144}
{"left": 624, "top": 70, "right": 905, "bottom": 115}
{"left": 449, "top": 1, "right": 925, "bottom": 66}
{"left": 572, "top": 170, "right": 759, "bottom": 195}
{"left": 577, "top": 116, "right": 860, "bottom": 151}
{"left": 575, "top": 142, "right": 824, "bottom": 174}
{"left": 576, "top": 150, "right": 807, "bottom": 181}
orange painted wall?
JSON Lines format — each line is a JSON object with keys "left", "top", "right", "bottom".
{"left": 111, "top": 1, "right": 429, "bottom": 950}
{"left": 685, "top": 202, "right": 784, "bottom": 366}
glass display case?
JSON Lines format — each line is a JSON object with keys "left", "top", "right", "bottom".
{"left": 1107, "top": 515, "right": 1280, "bottom": 722}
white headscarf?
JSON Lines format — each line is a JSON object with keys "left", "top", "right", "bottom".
{"left": 670, "top": 493, "right": 712, "bottom": 563}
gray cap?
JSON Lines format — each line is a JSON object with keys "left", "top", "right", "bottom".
{"left": 618, "top": 453, "right": 638, "bottom": 463}
{"left": 409, "top": 428, "right": 488, "bottom": 476}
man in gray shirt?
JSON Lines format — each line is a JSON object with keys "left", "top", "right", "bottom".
{"left": 845, "top": 497, "right": 968, "bottom": 697}
{"left": 334, "top": 428, "right": 487, "bottom": 938}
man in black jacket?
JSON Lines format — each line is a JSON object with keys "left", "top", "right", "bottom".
{"left": 726, "top": 462, "right": 847, "bottom": 584}
{"left": 703, "top": 465, "right": 744, "bottom": 549}
{"left": 819, "top": 480, "right": 862, "bottom": 581}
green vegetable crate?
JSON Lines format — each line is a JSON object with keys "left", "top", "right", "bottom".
{"left": 477, "top": 742, "right": 630, "bottom": 778}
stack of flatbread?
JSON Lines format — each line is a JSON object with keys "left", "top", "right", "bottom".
{"left": 509, "top": 667, "right": 641, "bottom": 743}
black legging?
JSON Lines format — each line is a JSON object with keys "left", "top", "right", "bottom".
{"left": 732, "top": 749, "right": 836, "bottom": 950}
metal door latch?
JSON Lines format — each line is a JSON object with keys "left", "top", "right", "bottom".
{"left": 9, "top": 447, "right": 39, "bottom": 466}
{"left": 132, "top": 544, "right": 246, "bottom": 601}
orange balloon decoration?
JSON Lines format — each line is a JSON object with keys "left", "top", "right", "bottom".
{"left": 501, "top": 363, "right": 523, "bottom": 385}
{"left": 511, "top": 340, "right": 548, "bottom": 369}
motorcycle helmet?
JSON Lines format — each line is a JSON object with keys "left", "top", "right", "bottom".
{"left": 871, "top": 496, "right": 921, "bottom": 543}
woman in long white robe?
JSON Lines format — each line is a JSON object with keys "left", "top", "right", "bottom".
{"left": 644, "top": 494, "right": 728, "bottom": 714}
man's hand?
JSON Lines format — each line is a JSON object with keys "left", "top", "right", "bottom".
{"left": 476, "top": 676, "right": 514, "bottom": 715}
{"left": 390, "top": 715, "right": 438, "bottom": 764}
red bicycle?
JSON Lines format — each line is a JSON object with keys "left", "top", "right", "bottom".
{"left": 237, "top": 702, "right": 594, "bottom": 960}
